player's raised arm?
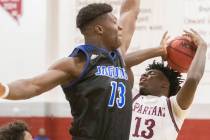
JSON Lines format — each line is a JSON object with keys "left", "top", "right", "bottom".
{"left": 0, "top": 56, "right": 85, "bottom": 100}
{"left": 118, "top": 0, "right": 140, "bottom": 56}
{"left": 176, "top": 29, "right": 207, "bottom": 110}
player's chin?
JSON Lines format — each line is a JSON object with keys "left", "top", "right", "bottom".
{"left": 116, "top": 36, "right": 122, "bottom": 44}
{"left": 116, "top": 39, "right": 122, "bottom": 48}
{"left": 139, "top": 82, "right": 149, "bottom": 91}
{"left": 139, "top": 87, "right": 148, "bottom": 95}
{"left": 139, "top": 84, "right": 145, "bottom": 90}
{"left": 113, "top": 44, "right": 121, "bottom": 50}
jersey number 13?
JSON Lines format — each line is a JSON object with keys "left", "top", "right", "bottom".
{"left": 108, "top": 81, "right": 126, "bottom": 108}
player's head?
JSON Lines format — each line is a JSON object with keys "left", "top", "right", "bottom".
{"left": 0, "top": 121, "right": 33, "bottom": 140}
{"left": 139, "top": 61, "right": 183, "bottom": 97}
{"left": 76, "top": 3, "right": 123, "bottom": 51}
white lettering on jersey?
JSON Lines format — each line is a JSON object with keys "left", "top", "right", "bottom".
{"left": 129, "top": 95, "right": 183, "bottom": 140}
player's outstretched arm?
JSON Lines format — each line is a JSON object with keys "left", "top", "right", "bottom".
{"left": 0, "top": 56, "right": 85, "bottom": 100}
{"left": 119, "top": 0, "right": 140, "bottom": 56}
{"left": 176, "top": 29, "right": 207, "bottom": 110}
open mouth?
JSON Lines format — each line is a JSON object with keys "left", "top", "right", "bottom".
{"left": 139, "top": 78, "right": 147, "bottom": 85}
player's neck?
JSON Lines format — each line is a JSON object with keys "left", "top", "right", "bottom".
{"left": 140, "top": 91, "right": 166, "bottom": 97}
{"left": 85, "top": 37, "right": 107, "bottom": 49}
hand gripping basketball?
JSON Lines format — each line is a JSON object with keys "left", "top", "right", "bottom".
{"left": 166, "top": 36, "right": 197, "bottom": 73}
{"left": 160, "top": 31, "right": 170, "bottom": 60}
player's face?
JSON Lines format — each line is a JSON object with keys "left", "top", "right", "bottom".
{"left": 100, "top": 13, "right": 123, "bottom": 50}
{"left": 139, "top": 70, "right": 169, "bottom": 96}
{"left": 24, "top": 131, "right": 33, "bottom": 140}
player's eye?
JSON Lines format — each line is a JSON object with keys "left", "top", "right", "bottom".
{"left": 149, "top": 71, "right": 156, "bottom": 75}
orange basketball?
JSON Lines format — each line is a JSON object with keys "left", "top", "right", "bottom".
{"left": 167, "top": 36, "right": 197, "bottom": 73}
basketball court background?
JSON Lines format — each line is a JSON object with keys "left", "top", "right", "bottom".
{"left": 0, "top": 0, "right": 210, "bottom": 139}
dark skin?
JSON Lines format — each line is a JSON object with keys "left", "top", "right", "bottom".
{"left": 0, "top": 0, "right": 140, "bottom": 99}
{"left": 125, "top": 29, "right": 207, "bottom": 110}
{"left": 83, "top": 13, "right": 122, "bottom": 51}
{"left": 139, "top": 69, "right": 169, "bottom": 97}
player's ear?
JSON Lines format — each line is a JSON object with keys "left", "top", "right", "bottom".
{"left": 94, "top": 25, "right": 104, "bottom": 35}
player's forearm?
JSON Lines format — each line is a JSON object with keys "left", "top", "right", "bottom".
{"left": 120, "top": 0, "right": 140, "bottom": 14}
{"left": 177, "top": 42, "right": 207, "bottom": 110}
{"left": 125, "top": 47, "right": 165, "bottom": 68}
{"left": 119, "top": 0, "right": 140, "bottom": 55}
{"left": 5, "top": 79, "right": 43, "bottom": 100}
{"left": 187, "top": 43, "right": 207, "bottom": 82}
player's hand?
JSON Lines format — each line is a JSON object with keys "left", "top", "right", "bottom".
{"left": 160, "top": 31, "right": 170, "bottom": 60}
{"left": 183, "top": 29, "right": 207, "bottom": 48}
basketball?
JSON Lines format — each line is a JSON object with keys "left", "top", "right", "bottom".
{"left": 166, "top": 36, "right": 197, "bottom": 73}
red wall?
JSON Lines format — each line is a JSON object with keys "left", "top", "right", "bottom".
{"left": 177, "top": 119, "right": 210, "bottom": 140}
{"left": 0, "top": 117, "right": 210, "bottom": 140}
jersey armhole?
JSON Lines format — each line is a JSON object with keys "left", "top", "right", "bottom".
{"left": 170, "top": 96, "right": 189, "bottom": 118}
{"left": 62, "top": 47, "right": 90, "bottom": 90}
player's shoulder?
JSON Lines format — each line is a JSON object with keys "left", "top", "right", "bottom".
{"left": 50, "top": 56, "right": 85, "bottom": 67}
{"left": 49, "top": 56, "right": 85, "bottom": 77}
{"left": 160, "top": 95, "right": 168, "bottom": 100}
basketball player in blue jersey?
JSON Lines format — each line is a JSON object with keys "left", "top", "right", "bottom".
{"left": 0, "top": 0, "right": 141, "bottom": 140}
{"left": 125, "top": 29, "right": 207, "bottom": 140}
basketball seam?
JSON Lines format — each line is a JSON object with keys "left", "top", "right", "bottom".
{"left": 170, "top": 38, "right": 196, "bottom": 47}
{"left": 168, "top": 46, "right": 194, "bottom": 58}
{"left": 167, "top": 56, "right": 187, "bottom": 71}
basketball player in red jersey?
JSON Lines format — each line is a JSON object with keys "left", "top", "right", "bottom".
{"left": 126, "top": 29, "right": 207, "bottom": 140}
{"left": 0, "top": 0, "right": 141, "bottom": 140}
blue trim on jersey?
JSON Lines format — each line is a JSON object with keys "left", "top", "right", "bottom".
{"left": 115, "top": 50, "right": 125, "bottom": 66}
{"left": 62, "top": 45, "right": 91, "bottom": 89}
{"left": 84, "top": 44, "right": 119, "bottom": 62}
{"left": 62, "top": 44, "right": 124, "bottom": 91}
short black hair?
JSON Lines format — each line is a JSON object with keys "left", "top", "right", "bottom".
{"left": 0, "top": 120, "right": 29, "bottom": 140}
{"left": 146, "top": 61, "right": 183, "bottom": 97}
{"left": 76, "top": 3, "right": 113, "bottom": 31}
